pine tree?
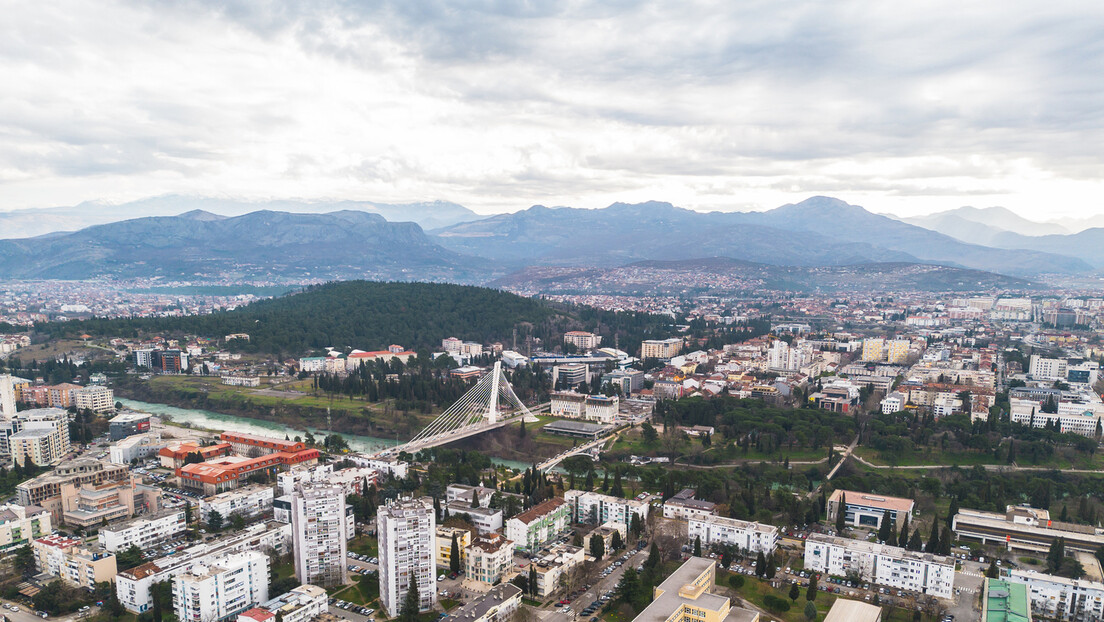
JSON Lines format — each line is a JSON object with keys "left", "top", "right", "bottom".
{"left": 908, "top": 528, "right": 924, "bottom": 551}
{"left": 806, "top": 574, "right": 818, "bottom": 601}
{"left": 925, "top": 521, "right": 940, "bottom": 554}
{"left": 986, "top": 559, "right": 999, "bottom": 578}
{"left": 877, "top": 510, "right": 893, "bottom": 543}
{"left": 647, "top": 542, "right": 661, "bottom": 569}
{"left": 835, "top": 492, "right": 847, "bottom": 533}
{"left": 590, "top": 534, "right": 605, "bottom": 560}
{"left": 789, "top": 582, "right": 801, "bottom": 602}
{"left": 938, "top": 527, "right": 953, "bottom": 555}
{"left": 449, "top": 533, "right": 460, "bottom": 574}
{"left": 693, "top": 535, "right": 702, "bottom": 557}
{"left": 755, "top": 551, "right": 767, "bottom": 578}
{"left": 611, "top": 530, "right": 623, "bottom": 551}
{"left": 400, "top": 577, "right": 420, "bottom": 622}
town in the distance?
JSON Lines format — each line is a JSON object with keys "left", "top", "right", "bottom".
{"left": 3, "top": 284, "right": 1104, "bottom": 622}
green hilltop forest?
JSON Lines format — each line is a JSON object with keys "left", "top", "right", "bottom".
{"left": 40, "top": 280, "right": 678, "bottom": 358}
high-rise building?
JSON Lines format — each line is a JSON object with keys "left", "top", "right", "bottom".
{"left": 172, "top": 551, "right": 269, "bottom": 622}
{"left": 2, "top": 408, "right": 71, "bottom": 467}
{"left": 0, "top": 373, "right": 16, "bottom": 419}
{"left": 641, "top": 338, "right": 682, "bottom": 360}
{"left": 378, "top": 497, "right": 436, "bottom": 618}
{"left": 290, "top": 485, "right": 349, "bottom": 588}
{"left": 861, "top": 338, "right": 885, "bottom": 362}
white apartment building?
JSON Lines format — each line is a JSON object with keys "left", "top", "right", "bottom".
{"left": 110, "top": 432, "right": 166, "bottom": 464}
{"left": 378, "top": 497, "right": 437, "bottom": 617}
{"left": 688, "top": 515, "right": 778, "bottom": 555}
{"left": 172, "top": 551, "right": 269, "bottom": 622}
{"left": 804, "top": 534, "right": 954, "bottom": 599}
{"left": 767, "top": 341, "right": 812, "bottom": 372}
{"left": 549, "top": 392, "right": 619, "bottom": 423}
{"left": 564, "top": 331, "right": 602, "bottom": 351}
{"left": 641, "top": 338, "right": 682, "bottom": 360}
{"left": 73, "top": 386, "right": 116, "bottom": 413}
{"left": 200, "top": 485, "right": 274, "bottom": 523}
{"left": 445, "top": 501, "right": 503, "bottom": 535}
{"left": 449, "top": 584, "right": 521, "bottom": 622}
{"left": 880, "top": 392, "right": 906, "bottom": 415}
{"left": 1010, "top": 398, "right": 1104, "bottom": 437}
{"left": 238, "top": 584, "right": 328, "bottom": 622}
{"left": 663, "top": 489, "right": 717, "bottom": 521}
{"left": 116, "top": 521, "right": 291, "bottom": 614}
{"left": 278, "top": 464, "right": 335, "bottom": 495}
{"left": 290, "top": 485, "right": 349, "bottom": 588}
{"left": 34, "top": 535, "right": 118, "bottom": 589}
{"left": 4, "top": 408, "right": 71, "bottom": 466}
{"left": 465, "top": 533, "right": 514, "bottom": 586}
{"left": 506, "top": 497, "right": 571, "bottom": 552}
{"left": 1010, "top": 568, "right": 1104, "bottom": 621}
{"left": 345, "top": 455, "right": 409, "bottom": 479}
{"left": 0, "top": 503, "right": 52, "bottom": 552}
{"left": 529, "top": 543, "right": 586, "bottom": 598}
{"left": 1030, "top": 355, "right": 1069, "bottom": 382}
{"left": 564, "top": 490, "right": 649, "bottom": 526}
{"left": 0, "top": 373, "right": 16, "bottom": 418}
{"left": 101, "top": 510, "right": 187, "bottom": 553}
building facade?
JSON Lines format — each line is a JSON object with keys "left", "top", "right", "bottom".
{"left": 803, "top": 534, "right": 954, "bottom": 599}
{"left": 378, "top": 497, "right": 437, "bottom": 617}
{"left": 172, "top": 551, "right": 269, "bottom": 622}
{"left": 34, "top": 534, "right": 118, "bottom": 590}
{"left": 0, "top": 503, "right": 51, "bottom": 552}
{"left": 506, "top": 498, "right": 571, "bottom": 552}
{"left": 290, "top": 485, "right": 349, "bottom": 588}
{"left": 465, "top": 533, "right": 514, "bottom": 586}
{"left": 687, "top": 515, "right": 778, "bottom": 556}
{"left": 564, "top": 490, "right": 649, "bottom": 526}
{"left": 827, "top": 489, "right": 914, "bottom": 530}
{"left": 101, "top": 510, "right": 187, "bottom": 553}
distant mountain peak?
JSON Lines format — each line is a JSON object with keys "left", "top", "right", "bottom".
{"left": 177, "top": 209, "right": 226, "bottom": 221}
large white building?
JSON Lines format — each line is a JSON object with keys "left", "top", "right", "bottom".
{"left": 3, "top": 408, "right": 71, "bottom": 466}
{"left": 465, "top": 533, "right": 514, "bottom": 586}
{"left": 663, "top": 489, "right": 717, "bottom": 521}
{"left": 827, "top": 489, "right": 914, "bottom": 530}
{"left": 1030, "top": 355, "right": 1068, "bottom": 382}
{"left": 564, "top": 331, "right": 602, "bottom": 351}
{"left": 378, "top": 497, "right": 437, "bottom": 618}
{"left": 506, "top": 497, "right": 571, "bottom": 552}
{"left": 1010, "top": 398, "right": 1103, "bottom": 437}
{"left": 237, "top": 584, "right": 328, "bottom": 622}
{"left": 290, "top": 485, "right": 349, "bottom": 588}
{"left": 73, "top": 386, "right": 115, "bottom": 413}
{"left": 804, "top": 534, "right": 954, "bottom": 599}
{"left": 641, "top": 338, "right": 682, "bottom": 360}
{"left": 564, "top": 490, "right": 649, "bottom": 526}
{"left": 172, "top": 551, "right": 270, "bottom": 622}
{"left": 200, "top": 485, "right": 275, "bottom": 523}
{"left": 101, "top": 510, "right": 187, "bottom": 553}
{"left": 1010, "top": 568, "right": 1104, "bottom": 621}
{"left": 549, "top": 392, "right": 619, "bottom": 423}
{"left": 110, "top": 432, "right": 167, "bottom": 464}
{"left": 0, "top": 373, "right": 16, "bottom": 418}
{"left": 687, "top": 515, "right": 778, "bottom": 555}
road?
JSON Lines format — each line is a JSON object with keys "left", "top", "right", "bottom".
{"left": 0, "top": 599, "right": 85, "bottom": 622}
{"left": 537, "top": 435, "right": 615, "bottom": 472}
{"left": 535, "top": 546, "right": 651, "bottom": 622}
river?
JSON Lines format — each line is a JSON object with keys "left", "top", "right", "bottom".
{"left": 117, "top": 397, "right": 535, "bottom": 471}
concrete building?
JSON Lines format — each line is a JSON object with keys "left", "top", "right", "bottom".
{"left": 116, "top": 521, "right": 291, "bottom": 614}
{"left": 824, "top": 599, "right": 883, "bottom": 622}
{"left": 61, "top": 478, "right": 161, "bottom": 529}
{"left": 237, "top": 584, "right": 328, "bottom": 622}
{"left": 3, "top": 408, "right": 71, "bottom": 466}
{"left": 982, "top": 578, "right": 1032, "bottom": 622}
{"left": 101, "top": 510, "right": 187, "bottom": 553}
{"left": 378, "top": 497, "right": 436, "bottom": 617}
{"left": 109, "top": 413, "right": 151, "bottom": 440}
{"left": 34, "top": 534, "right": 118, "bottom": 589}
{"left": 862, "top": 338, "right": 885, "bottom": 362}
{"left": 528, "top": 543, "right": 585, "bottom": 598}
{"left": 663, "top": 489, "right": 717, "bottom": 521}
{"left": 16, "top": 458, "right": 132, "bottom": 522}
{"left": 436, "top": 526, "right": 471, "bottom": 570}
{"left": 549, "top": 392, "right": 619, "bottom": 423}
{"left": 0, "top": 503, "right": 51, "bottom": 552}
{"left": 1010, "top": 569, "right": 1099, "bottom": 621}
{"left": 687, "top": 515, "right": 778, "bottom": 555}
{"left": 1030, "top": 355, "right": 1068, "bottom": 382}
{"left": 565, "top": 490, "right": 649, "bottom": 526}
{"left": 506, "top": 497, "right": 571, "bottom": 552}
{"left": 290, "top": 485, "right": 349, "bottom": 588}
{"left": 445, "top": 501, "right": 503, "bottom": 535}
{"left": 172, "top": 551, "right": 269, "bottom": 622}
{"left": 827, "top": 489, "right": 914, "bottom": 531}
{"left": 465, "top": 533, "right": 514, "bottom": 587}
{"left": 564, "top": 331, "right": 602, "bottom": 351}
{"left": 880, "top": 392, "right": 906, "bottom": 415}
{"left": 552, "top": 363, "right": 589, "bottom": 388}
{"left": 630, "top": 557, "right": 759, "bottom": 622}
{"left": 200, "top": 485, "right": 275, "bottom": 524}
{"left": 73, "top": 385, "right": 116, "bottom": 413}
{"left": 110, "top": 432, "right": 166, "bottom": 464}
{"left": 803, "top": 533, "right": 954, "bottom": 599}
{"left": 641, "top": 338, "right": 683, "bottom": 360}
{"left": 600, "top": 369, "right": 645, "bottom": 395}
{"left": 448, "top": 584, "right": 521, "bottom": 622}
{"left": 0, "top": 373, "right": 16, "bottom": 418}
{"left": 953, "top": 505, "right": 1104, "bottom": 555}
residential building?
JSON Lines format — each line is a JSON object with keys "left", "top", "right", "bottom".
{"left": 73, "top": 386, "right": 116, "bottom": 413}
{"left": 981, "top": 577, "right": 1032, "bottom": 622}
{"left": 641, "top": 338, "right": 682, "bottom": 360}
{"left": 687, "top": 515, "right": 778, "bottom": 556}
{"left": 152, "top": 350, "right": 188, "bottom": 374}
{"left": 220, "top": 432, "right": 310, "bottom": 457}
{"left": 862, "top": 338, "right": 885, "bottom": 362}
{"left": 0, "top": 373, "right": 16, "bottom": 418}
{"left": 630, "top": 557, "right": 759, "bottom": 622}
{"left": 448, "top": 584, "right": 521, "bottom": 622}
{"left": 0, "top": 503, "right": 51, "bottom": 552}
{"left": 436, "top": 526, "right": 471, "bottom": 570}
{"left": 290, "top": 485, "right": 349, "bottom": 588}
{"left": 663, "top": 489, "right": 717, "bottom": 521}
{"left": 110, "top": 432, "right": 166, "bottom": 464}
{"left": 1030, "top": 355, "right": 1068, "bottom": 382}
{"left": 564, "top": 331, "right": 602, "bottom": 351}
{"left": 378, "top": 497, "right": 437, "bottom": 617}
{"left": 109, "top": 413, "right": 151, "bottom": 440}
{"left": 61, "top": 478, "right": 162, "bottom": 528}
{"left": 116, "top": 521, "right": 291, "bottom": 614}
{"left": 2, "top": 407, "right": 71, "bottom": 466}
{"left": 465, "top": 533, "right": 514, "bottom": 586}
{"left": 506, "top": 497, "right": 571, "bottom": 552}
{"left": 600, "top": 369, "right": 645, "bottom": 395}
{"left": 1009, "top": 398, "right": 1103, "bottom": 437}
{"left": 953, "top": 505, "right": 1104, "bottom": 555}
{"left": 236, "top": 584, "right": 328, "bottom": 622}
{"left": 445, "top": 484, "right": 497, "bottom": 508}
{"left": 159, "top": 442, "right": 233, "bottom": 469}
{"left": 565, "top": 490, "right": 649, "bottom": 526}
{"left": 1010, "top": 569, "right": 1099, "bottom": 621}
{"left": 172, "top": 551, "right": 269, "bottom": 622}
{"left": 16, "top": 458, "right": 131, "bottom": 521}
{"left": 101, "top": 510, "right": 188, "bottom": 553}
{"left": 827, "top": 489, "right": 914, "bottom": 530}
{"left": 584, "top": 523, "right": 625, "bottom": 557}
{"left": 33, "top": 534, "right": 118, "bottom": 589}
{"left": 803, "top": 534, "right": 954, "bottom": 599}
{"left": 200, "top": 485, "right": 275, "bottom": 523}
{"left": 528, "top": 543, "right": 585, "bottom": 598}
{"left": 444, "top": 501, "right": 503, "bottom": 535}
{"left": 221, "top": 376, "right": 261, "bottom": 387}
{"left": 886, "top": 339, "right": 910, "bottom": 365}
{"left": 880, "top": 392, "right": 906, "bottom": 415}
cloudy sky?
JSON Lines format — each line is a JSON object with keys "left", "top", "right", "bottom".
{"left": 2, "top": 0, "right": 1103, "bottom": 219}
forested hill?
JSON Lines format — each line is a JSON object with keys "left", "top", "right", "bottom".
{"left": 39, "top": 281, "right": 678, "bottom": 358}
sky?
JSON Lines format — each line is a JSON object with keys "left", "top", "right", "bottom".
{"left": 2, "top": 1, "right": 1103, "bottom": 220}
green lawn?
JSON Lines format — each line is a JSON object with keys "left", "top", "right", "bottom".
{"left": 440, "top": 599, "right": 461, "bottom": 611}
{"left": 725, "top": 573, "right": 836, "bottom": 622}
{"left": 349, "top": 535, "right": 379, "bottom": 557}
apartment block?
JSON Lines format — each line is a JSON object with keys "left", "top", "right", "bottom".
{"left": 109, "top": 432, "right": 166, "bottom": 465}
{"left": 290, "top": 485, "right": 349, "bottom": 588}
{"left": 448, "top": 584, "right": 522, "bottom": 622}
{"left": 378, "top": 497, "right": 437, "bottom": 617}
{"left": 1030, "top": 355, "right": 1068, "bottom": 382}
{"left": 200, "top": 485, "right": 275, "bottom": 523}
{"left": 506, "top": 497, "right": 571, "bottom": 552}
{"left": 74, "top": 386, "right": 116, "bottom": 413}
{"left": 2, "top": 407, "right": 71, "bottom": 466}
{"left": 0, "top": 503, "right": 51, "bottom": 552}
{"left": 34, "top": 534, "right": 118, "bottom": 590}
{"left": 641, "top": 338, "right": 682, "bottom": 360}
{"left": 663, "top": 489, "right": 717, "bottom": 521}
{"left": 172, "top": 551, "right": 269, "bottom": 622}
{"left": 436, "top": 526, "right": 471, "bottom": 569}
{"left": 465, "top": 533, "right": 514, "bottom": 586}
{"left": 804, "top": 534, "right": 954, "bottom": 599}
{"left": 631, "top": 557, "right": 759, "bottom": 622}
{"left": 687, "top": 515, "right": 778, "bottom": 556}
{"left": 564, "top": 490, "right": 649, "bottom": 526}
{"left": 237, "top": 584, "right": 328, "bottom": 622}
{"left": 827, "top": 489, "right": 914, "bottom": 531}
{"left": 564, "top": 331, "right": 602, "bottom": 350}
{"left": 1010, "top": 568, "right": 1102, "bottom": 621}
{"left": 445, "top": 501, "right": 503, "bottom": 535}
{"left": 528, "top": 543, "right": 585, "bottom": 598}
{"left": 16, "top": 458, "right": 131, "bottom": 521}
{"left": 101, "top": 510, "right": 187, "bottom": 553}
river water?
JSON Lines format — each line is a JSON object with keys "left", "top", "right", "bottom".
{"left": 117, "top": 397, "right": 534, "bottom": 471}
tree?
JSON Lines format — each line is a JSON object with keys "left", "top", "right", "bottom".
{"left": 207, "top": 510, "right": 224, "bottom": 532}
{"left": 728, "top": 574, "right": 745, "bottom": 589}
{"left": 14, "top": 543, "right": 35, "bottom": 577}
{"left": 789, "top": 582, "right": 801, "bottom": 602}
{"left": 1048, "top": 537, "right": 1067, "bottom": 574}
{"left": 755, "top": 551, "right": 767, "bottom": 578}
{"left": 986, "top": 559, "right": 999, "bottom": 579}
{"left": 529, "top": 565, "right": 538, "bottom": 596}
{"left": 647, "top": 541, "right": 661, "bottom": 569}
{"left": 617, "top": 567, "right": 641, "bottom": 606}
{"left": 835, "top": 492, "right": 847, "bottom": 533}
{"left": 231, "top": 513, "right": 245, "bottom": 530}
{"left": 720, "top": 548, "right": 732, "bottom": 569}
{"left": 806, "top": 574, "right": 818, "bottom": 601}
{"left": 877, "top": 510, "right": 893, "bottom": 543}
{"left": 611, "top": 530, "right": 623, "bottom": 551}
{"left": 925, "top": 520, "right": 940, "bottom": 554}
{"left": 400, "top": 577, "right": 420, "bottom": 622}
{"left": 630, "top": 512, "right": 644, "bottom": 538}
{"left": 693, "top": 535, "right": 702, "bottom": 557}
{"left": 763, "top": 595, "right": 791, "bottom": 614}
{"left": 450, "top": 533, "right": 461, "bottom": 574}
{"left": 907, "top": 528, "right": 924, "bottom": 552}
{"left": 804, "top": 600, "right": 818, "bottom": 621}
{"left": 590, "top": 534, "right": 605, "bottom": 560}
{"left": 642, "top": 423, "right": 659, "bottom": 444}
{"left": 611, "top": 469, "right": 624, "bottom": 498}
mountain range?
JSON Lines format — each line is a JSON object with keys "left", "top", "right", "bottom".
{"left": 0, "top": 195, "right": 1099, "bottom": 284}
{"left": 897, "top": 206, "right": 1071, "bottom": 245}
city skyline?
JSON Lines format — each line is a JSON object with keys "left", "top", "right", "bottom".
{"left": 2, "top": 1, "right": 1102, "bottom": 219}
